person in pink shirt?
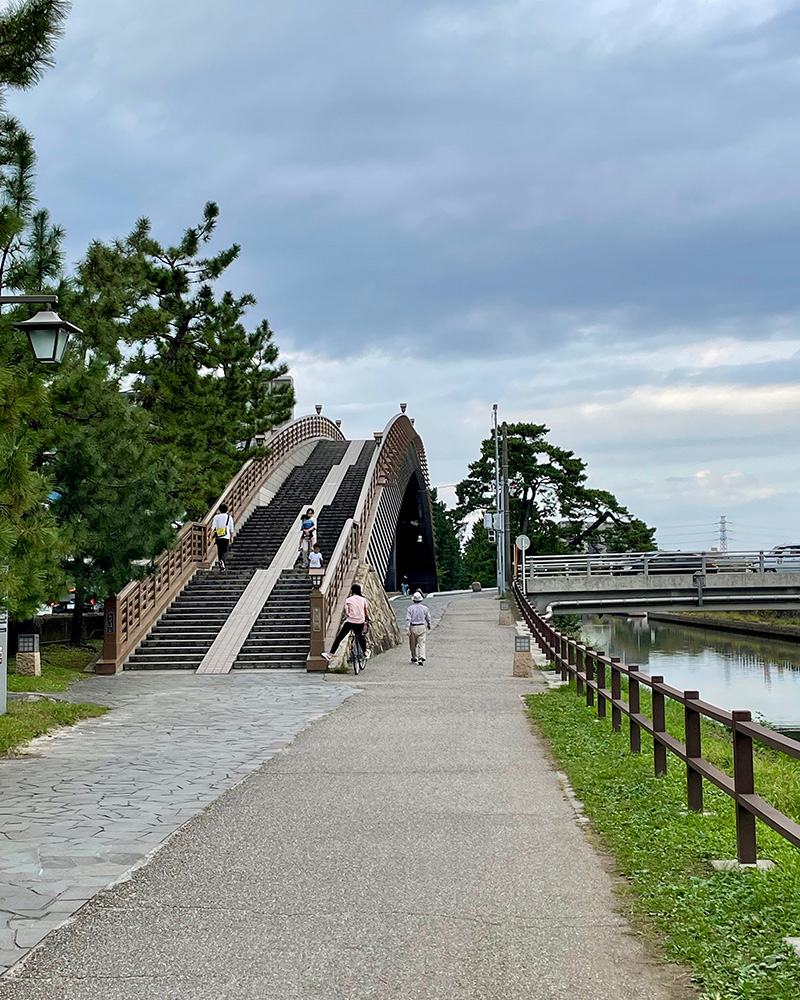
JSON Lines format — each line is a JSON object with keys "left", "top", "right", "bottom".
{"left": 321, "top": 583, "right": 371, "bottom": 662}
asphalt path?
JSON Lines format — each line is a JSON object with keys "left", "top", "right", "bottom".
{"left": 0, "top": 595, "right": 692, "bottom": 999}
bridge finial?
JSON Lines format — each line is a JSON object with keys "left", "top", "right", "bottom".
{"left": 400, "top": 402, "right": 407, "bottom": 413}
{"left": 315, "top": 404, "right": 322, "bottom": 415}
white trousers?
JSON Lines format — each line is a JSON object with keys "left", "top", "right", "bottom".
{"left": 409, "top": 624, "right": 427, "bottom": 661}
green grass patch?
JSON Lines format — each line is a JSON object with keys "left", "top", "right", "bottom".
{"left": 0, "top": 698, "right": 109, "bottom": 755}
{"left": 8, "top": 640, "right": 100, "bottom": 693}
{"left": 526, "top": 682, "right": 800, "bottom": 1000}
{"left": 679, "top": 611, "right": 800, "bottom": 628}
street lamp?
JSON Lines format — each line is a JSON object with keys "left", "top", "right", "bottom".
{"left": 0, "top": 295, "right": 82, "bottom": 716}
{"left": 1, "top": 295, "right": 82, "bottom": 364}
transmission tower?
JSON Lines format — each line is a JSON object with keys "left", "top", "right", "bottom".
{"left": 718, "top": 515, "right": 728, "bottom": 552}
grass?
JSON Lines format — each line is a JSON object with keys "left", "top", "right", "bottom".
{"left": 3, "top": 641, "right": 109, "bottom": 755}
{"left": 677, "top": 611, "right": 800, "bottom": 629}
{"left": 0, "top": 699, "right": 109, "bottom": 755}
{"left": 8, "top": 640, "right": 100, "bottom": 692}
{"left": 526, "top": 679, "right": 800, "bottom": 1000}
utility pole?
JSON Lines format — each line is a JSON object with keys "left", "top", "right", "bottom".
{"left": 493, "top": 405, "right": 504, "bottom": 593}
{"left": 719, "top": 515, "right": 728, "bottom": 553}
{"left": 502, "top": 421, "right": 511, "bottom": 594}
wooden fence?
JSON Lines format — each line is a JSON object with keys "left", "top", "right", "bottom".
{"left": 513, "top": 581, "right": 800, "bottom": 864}
{"left": 97, "top": 414, "right": 344, "bottom": 674}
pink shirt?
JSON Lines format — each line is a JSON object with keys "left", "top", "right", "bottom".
{"left": 344, "top": 595, "right": 368, "bottom": 624}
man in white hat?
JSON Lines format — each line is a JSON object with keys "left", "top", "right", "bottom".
{"left": 405, "top": 591, "right": 431, "bottom": 664}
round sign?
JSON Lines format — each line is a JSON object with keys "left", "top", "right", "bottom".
{"left": 515, "top": 534, "right": 531, "bottom": 551}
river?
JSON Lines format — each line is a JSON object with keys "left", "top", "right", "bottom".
{"left": 580, "top": 615, "right": 800, "bottom": 732}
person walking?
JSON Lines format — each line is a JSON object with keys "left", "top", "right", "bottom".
{"left": 406, "top": 591, "right": 431, "bottom": 664}
{"left": 321, "top": 583, "right": 371, "bottom": 662}
{"left": 212, "top": 503, "right": 235, "bottom": 570}
{"left": 299, "top": 508, "right": 316, "bottom": 568}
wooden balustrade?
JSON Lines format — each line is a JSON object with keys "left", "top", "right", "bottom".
{"left": 97, "top": 414, "right": 344, "bottom": 674}
{"left": 513, "top": 580, "right": 800, "bottom": 864}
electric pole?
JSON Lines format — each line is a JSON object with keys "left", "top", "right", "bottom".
{"left": 502, "top": 421, "right": 511, "bottom": 593}
{"left": 493, "top": 405, "right": 504, "bottom": 593}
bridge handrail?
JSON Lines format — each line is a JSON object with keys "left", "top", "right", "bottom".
{"left": 512, "top": 580, "right": 800, "bottom": 864}
{"left": 524, "top": 549, "right": 777, "bottom": 578}
{"left": 98, "top": 413, "right": 345, "bottom": 672}
{"left": 318, "top": 413, "right": 430, "bottom": 640}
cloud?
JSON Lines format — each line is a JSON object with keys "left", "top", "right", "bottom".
{"left": 5, "top": 0, "right": 800, "bottom": 551}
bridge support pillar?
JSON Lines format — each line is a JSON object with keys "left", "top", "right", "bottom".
{"left": 307, "top": 587, "right": 327, "bottom": 672}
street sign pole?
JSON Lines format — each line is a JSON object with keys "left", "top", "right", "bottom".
{"left": 0, "top": 606, "right": 7, "bottom": 715}
{"left": 515, "top": 534, "right": 531, "bottom": 593}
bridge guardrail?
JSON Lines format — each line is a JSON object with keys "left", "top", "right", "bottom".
{"left": 523, "top": 549, "right": 778, "bottom": 578}
{"left": 513, "top": 580, "right": 800, "bottom": 865}
{"left": 317, "top": 413, "right": 430, "bottom": 645}
{"left": 98, "top": 413, "right": 345, "bottom": 674}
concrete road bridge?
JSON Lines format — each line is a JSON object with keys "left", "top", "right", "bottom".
{"left": 96, "top": 411, "right": 437, "bottom": 675}
{"left": 523, "top": 551, "right": 800, "bottom": 616}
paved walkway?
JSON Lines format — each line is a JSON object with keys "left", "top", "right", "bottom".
{"left": 0, "top": 673, "right": 355, "bottom": 975}
{"left": 0, "top": 596, "right": 690, "bottom": 999}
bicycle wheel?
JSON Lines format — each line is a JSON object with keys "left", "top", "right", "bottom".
{"left": 349, "top": 636, "right": 361, "bottom": 675}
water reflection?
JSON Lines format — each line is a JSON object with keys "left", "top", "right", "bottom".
{"left": 580, "top": 615, "right": 800, "bottom": 730}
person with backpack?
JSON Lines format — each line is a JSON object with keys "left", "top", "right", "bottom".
{"left": 212, "top": 503, "right": 235, "bottom": 570}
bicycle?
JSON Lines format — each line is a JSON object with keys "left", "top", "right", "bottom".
{"left": 347, "top": 626, "right": 369, "bottom": 675}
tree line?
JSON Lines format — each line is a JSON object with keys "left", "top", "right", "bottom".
{"left": 432, "top": 423, "right": 655, "bottom": 589}
{"left": 0, "top": 2, "right": 293, "bottom": 638}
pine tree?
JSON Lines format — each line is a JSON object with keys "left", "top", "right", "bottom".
{"left": 462, "top": 522, "right": 497, "bottom": 588}
{"left": 76, "top": 203, "right": 295, "bottom": 519}
{"left": 43, "top": 360, "right": 181, "bottom": 643}
{"left": 430, "top": 488, "right": 465, "bottom": 591}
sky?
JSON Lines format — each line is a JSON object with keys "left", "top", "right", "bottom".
{"left": 10, "top": 0, "right": 800, "bottom": 551}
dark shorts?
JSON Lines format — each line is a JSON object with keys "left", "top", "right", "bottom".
{"left": 215, "top": 537, "right": 230, "bottom": 557}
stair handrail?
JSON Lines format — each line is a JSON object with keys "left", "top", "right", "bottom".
{"left": 97, "top": 412, "right": 345, "bottom": 674}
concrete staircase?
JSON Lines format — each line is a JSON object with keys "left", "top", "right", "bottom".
{"left": 232, "top": 441, "right": 376, "bottom": 669}
{"left": 124, "top": 441, "right": 348, "bottom": 670}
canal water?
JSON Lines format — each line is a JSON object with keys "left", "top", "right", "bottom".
{"left": 580, "top": 615, "right": 800, "bottom": 732}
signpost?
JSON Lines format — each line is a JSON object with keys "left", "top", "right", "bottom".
{"left": 515, "top": 534, "right": 531, "bottom": 591}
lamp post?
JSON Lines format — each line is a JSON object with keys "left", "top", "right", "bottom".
{"left": 0, "top": 295, "right": 82, "bottom": 715}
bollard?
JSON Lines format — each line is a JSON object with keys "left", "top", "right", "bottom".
{"left": 513, "top": 634, "right": 532, "bottom": 677}
{"left": 14, "top": 634, "right": 41, "bottom": 677}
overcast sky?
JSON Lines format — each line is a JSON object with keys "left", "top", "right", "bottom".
{"left": 12, "top": 0, "right": 800, "bottom": 550}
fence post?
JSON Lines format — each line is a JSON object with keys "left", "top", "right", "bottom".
{"left": 629, "top": 668, "right": 641, "bottom": 753}
{"left": 611, "top": 658, "right": 622, "bottom": 732}
{"left": 585, "top": 649, "right": 595, "bottom": 708}
{"left": 596, "top": 653, "right": 607, "bottom": 719}
{"left": 576, "top": 646, "right": 585, "bottom": 696}
{"left": 684, "top": 690, "right": 703, "bottom": 812}
{"left": 565, "top": 639, "right": 574, "bottom": 682}
{"left": 95, "top": 595, "right": 121, "bottom": 675}
{"left": 732, "top": 710, "right": 757, "bottom": 864}
{"left": 651, "top": 676, "right": 667, "bottom": 776}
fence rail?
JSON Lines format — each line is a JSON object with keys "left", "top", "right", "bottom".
{"left": 513, "top": 581, "right": 800, "bottom": 863}
{"left": 98, "top": 414, "right": 345, "bottom": 673}
{"left": 523, "top": 549, "right": 797, "bottom": 578}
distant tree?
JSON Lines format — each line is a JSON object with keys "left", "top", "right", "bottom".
{"left": 462, "top": 522, "right": 496, "bottom": 587}
{"left": 455, "top": 422, "right": 654, "bottom": 555}
{"left": 76, "top": 202, "right": 294, "bottom": 518}
{"left": 602, "top": 517, "right": 656, "bottom": 553}
{"left": 430, "top": 488, "right": 464, "bottom": 591}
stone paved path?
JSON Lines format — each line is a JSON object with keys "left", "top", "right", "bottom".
{"left": 0, "top": 595, "right": 691, "bottom": 999}
{"left": 0, "top": 672, "right": 355, "bottom": 974}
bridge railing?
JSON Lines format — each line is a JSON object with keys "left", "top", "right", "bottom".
{"left": 317, "top": 413, "right": 430, "bottom": 644}
{"left": 513, "top": 580, "right": 800, "bottom": 864}
{"left": 523, "top": 549, "right": 780, "bottom": 578}
{"left": 98, "top": 413, "right": 345, "bottom": 674}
